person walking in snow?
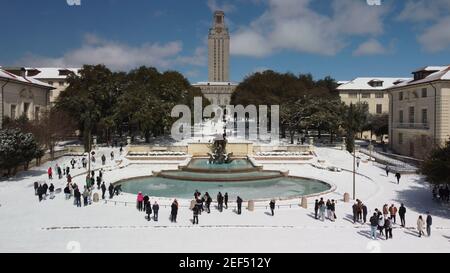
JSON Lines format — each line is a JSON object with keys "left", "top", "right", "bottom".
{"left": 224, "top": 193, "right": 229, "bottom": 209}
{"left": 217, "top": 192, "right": 224, "bottom": 212}
{"left": 356, "top": 157, "right": 361, "bottom": 168}
{"left": 34, "top": 181, "right": 39, "bottom": 195}
{"left": 170, "top": 199, "right": 178, "bottom": 223}
{"left": 269, "top": 199, "right": 276, "bottom": 216}
{"left": 110, "top": 151, "right": 114, "bottom": 161}
{"left": 385, "top": 165, "right": 390, "bottom": 177}
{"left": 37, "top": 184, "right": 44, "bottom": 202}
{"left": 384, "top": 217, "right": 393, "bottom": 240}
{"left": 370, "top": 213, "right": 378, "bottom": 240}
{"left": 378, "top": 214, "right": 385, "bottom": 236}
{"left": 399, "top": 203, "right": 406, "bottom": 227}
{"left": 236, "top": 196, "right": 243, "bottom": 215}
{"left": 145, "top": 202, "right": 152, "bottom": 221}
{"left": 352, "top": 202, "right": 358, "bottom": 223}
{"left": 57, "top": 165, "right": 62, "bottom": 179}
{"left": 108, "top": 183, "right": 114, "bottom": 199}
{"left": 152, "top": 202, "right": 159, "bottom": 221}
{"left": 331, "top": 200, "right": 336, "bottom": 221}
{"left": 143, "top": 195, "right": 150, "bottom": 212}
{"left": 70, "top": 158, "right": 76, "bottom": 169}
{"left": 74, "top": 188, "right": 81, "bottom": 207}
{"left": 101, "top": 154, "right": 106, "bottom": 165}
{"left": 47, "top": 167, "right": 53, "bottom": 180}
{"left": 319, "top": 201, "right": 326, "bottom": 221}
{"left": 193, "top": 205, "right": 199, "bottom": 225}
{"left": 389, "top": 204, "right": 398, "bottom": 224}
{"left": 136, "top": 192, "right": 144, "bottom": 211}
{"left": 417, "top": 215, "right": 425, "bottom": 237}
{"left": 426, "top": 212, "right": 432, "bottom": 237}
{"left": 49, "top": 183, "right": 55, "bottom": 199}
{"left": 82, "top": 186, "right": 89, "bottom": 206}
{"left": 96, "top": 176, "right": 101, "bottom": 190}
{"left": 101, "top": 182, "right": 106, "bottom": 199}
{"left": 395, "top": 172, "right": 401, "bottom": 184}
{"left": 314, "top": 200, "right": 319, "bottom": 219}
{"left": 205, "top": 193, "right": 212, "bottom": 213}
{"left": 362, "top": 203, "right": 368, "bottom": 224}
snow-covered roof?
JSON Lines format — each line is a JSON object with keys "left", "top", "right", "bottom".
{"left": 25, "top": 67, "right": 80, "bottom": 79}
{"left": 390, "top": 65, "right": 450, "bottom": 88}
{"left": 337, "top": 77, "right": 411, "bottom": 91}
{"left": 0, "top": 68, "right": 54, "bottom": 89}
{"left": 414, "top": 66, "right": 448, "bottom": 72}
{"left": 192, "top": 81, "right": 238, "bottom": 86}
{"left": 337, "top": 81, "right": 349, "bottom": 85}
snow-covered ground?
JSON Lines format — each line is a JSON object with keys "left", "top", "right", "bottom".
{"left": 0, "top": 146, "right": 449, "bottom": 253}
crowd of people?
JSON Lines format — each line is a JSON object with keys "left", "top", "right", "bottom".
{"left": 432, "top": 185, "right": 449, "bottom": 202}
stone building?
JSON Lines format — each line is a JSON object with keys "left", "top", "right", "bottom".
{"left": 388, "top": 65, "right": 450, "bottom": 159}
{"left": 0, "top": 68, "right": 54, "bottom": 128}
{"left": 3, "top": 67, "right": 80, "bottom": 104}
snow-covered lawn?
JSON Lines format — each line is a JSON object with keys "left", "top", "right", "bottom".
{"left": 0, "top": 147, "right": 449, "bottom": 253}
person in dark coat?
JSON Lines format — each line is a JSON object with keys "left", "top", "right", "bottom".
{"left": 193, "top": 205, "right": 199, "bottom": 225}
{"left": 370, "top": 213, "right": 378, "bottom": 240}
{"left": 224, "top": 193, "right": 229, "bottom": 209}
{"left": 217, "top": 192, "right": 223, "bottom": 212}
{"left": 145, "top": 202, "right": 152, "bottom": 221}
{"left": 57, "top": 166, "right": 62, "bottom": 179}
{"left": 206, "top": 194, "right": 212, "bottom": 213}
{"left": 152, "top": 202, "right": 159, "bottom": 221}
{"left": 143, "top": 195, "right": 150, "bottom": 212}
{"left": 42, "top": 183, "right": 48, "bottom": 197}
{"left": 101, "top": 154, "right": 106, "bottom": 165}
{"left": 236, "top": 196, "right": 243, "bottom": 215}
{"left": 385, "top": 217, "right": 393, "bottom": 240}
{"left": 108, "top": 183, "right": 114, "bottom": 199}
{"left": 96, "top": 176, "right": 101, "bottom": 190}
{"left": 385, "top": 165, "right": 390, "bottom": 177}
{"left": 314, "top": 200, "right": 319, "bottom": 219}
{"left": 101, "top": 182, "right": 106, "bottom": 199}
{"left": 34, "top": 181, "right": 39, "bottom": 195}
{"left": 49, "top": 183, "right": 55, "bottom": 199}
{"left": 362, "top": 204, "right": 368, "bottom": 223}
{"left": 426, "top": 212, "right": 432, "bottom": 237}
{"left": 352, "top": 203, "right": 358, "bottom": 223}
{"left": 37, "top": 185, "right": 43, "bottom": 202}
{"left": 399, "top": 203, "right": 406, "bottom": 227}
{"left": 74, "top": 188, "right": 82, "bottom": 207}
{"left": 395, "top": 172, "right": 401, "bottom": 184}
{"left": 66, "top": 166, "right": 70, "bottom": 176}
{"left": 170, "top": 199, "right": 178, "bottom": 223}
{"left": 269, "top": 199, "right": 275, "bottom": 216}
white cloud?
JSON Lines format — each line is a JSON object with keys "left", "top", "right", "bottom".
{"left": 17, "top": 34, "right": 207, "bottom": 71}
{"left": 353, "top": 39, "right": 388, "bottom": 56}
{"left": 418, "top": 17, "right": 450, "bottom": 53}
{"left": 207, "top": 0, "right": 235, "bottom": 13}
{"left": 397, "top": 0, "right": 450, "bottom": 52}
{"left": 230, "top": 0, "right": 389, "bottom": 57}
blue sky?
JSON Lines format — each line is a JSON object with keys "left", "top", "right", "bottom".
{"left": 1, "top": 0, "right": 449, "bottom": 83}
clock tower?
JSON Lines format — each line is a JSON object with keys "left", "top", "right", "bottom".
{"left": 208, "top": 10, "right": 230, "bottom": 82}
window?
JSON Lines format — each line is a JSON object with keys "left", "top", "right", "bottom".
{"left": 399, "top": 92, "right": 404, "bottom": 101}
{"left": 398, "top": 133, "right": 403, "bottom": 145}
{"left": 376, "top": 104, "right": 383, "bottom": 114}
{"left": 348, "top": 92, "right": 357, "bottom": 98}
{"left": 421, "top": 88, "right": 428, "bottom": 98}
{"left": 10, "top": 105, "right": 16, "bottom": 120}
{"left": 59, "top": 81, "right": 65, "bottom": 87}
{"left": 408, "top": 106, "right": 415, "bottom": 123}
{"left": 361, "top": 93, "right": 371, "bottom": 99}
{"left": 35, "top": 107, "right": 40, "bottom": 121}
{"left": 23, "top": 103, "right": 30, "bottom": 118}
{"left": 399, "top": 110, "right": 404, "bottom": 123}
{"left": 48, "top": 81, "right": 54, "bottom": 86}
{"left": 421, "top": 109, "right": 428, "bottom": 124}
{"left": 375, "top": 93, "right": 384, "bottom": 99}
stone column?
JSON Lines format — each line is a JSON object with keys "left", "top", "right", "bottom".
{"left": 301, "top": 197, "right": 308, "bottom": 209}
{"left": 309, "top": 137, "right": 314, "bottom": 146}
{"left": 247, "top": 200, "right": 255, "bottom": 211}
{"left": 343, "top": 192, "right": 350, "bottom": 203}
{"left": 126, "top": 136, "right": 131, "bottom": 145}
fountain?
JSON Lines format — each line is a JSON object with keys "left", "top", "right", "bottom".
{"left": 207, "top": 134, "right": 234, "bottom": 164}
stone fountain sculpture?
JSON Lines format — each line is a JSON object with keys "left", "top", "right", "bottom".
{"left": 208, "top": 134, "right": 233, "bottom": 164}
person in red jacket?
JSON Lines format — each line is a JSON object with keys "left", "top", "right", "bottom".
{"left": 47, "top": 167, "right": 53, "bottom": 179}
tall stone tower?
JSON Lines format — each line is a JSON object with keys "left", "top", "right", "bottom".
{"left": 208, "top": 10, "right": 230, "bottom": 82}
